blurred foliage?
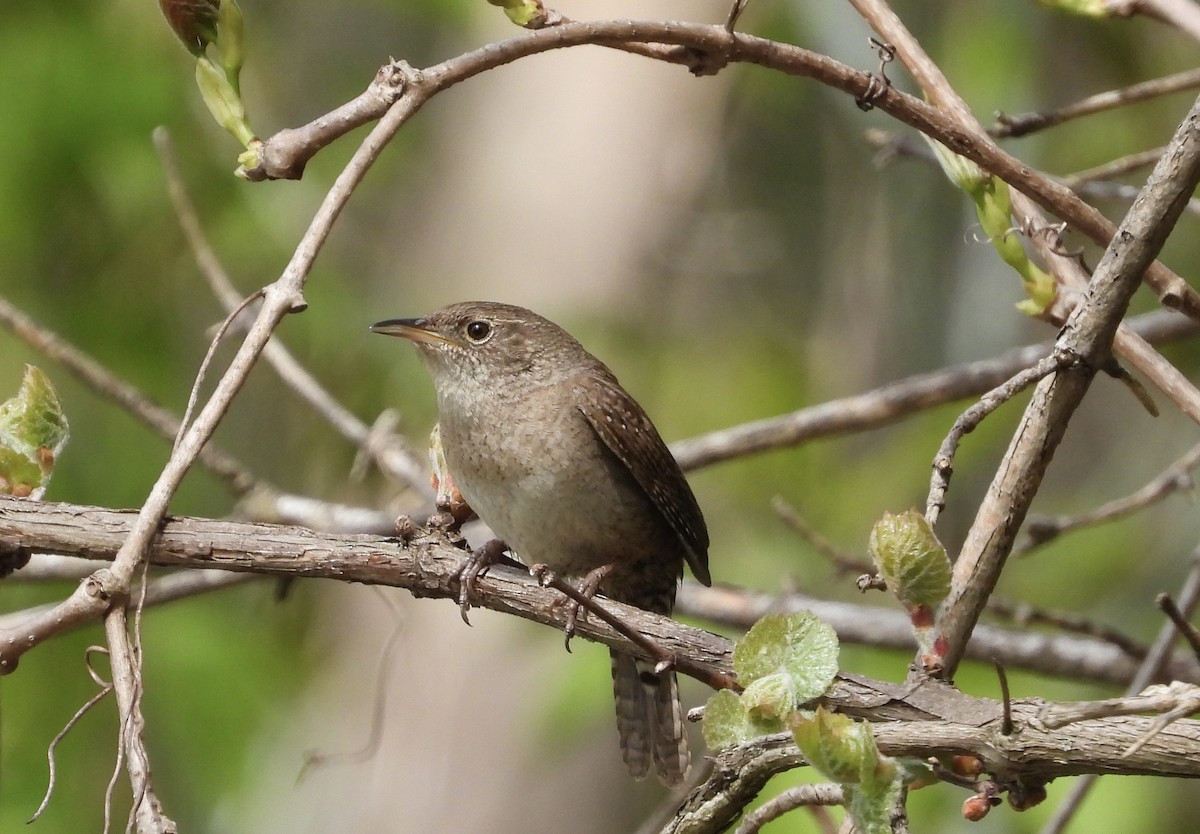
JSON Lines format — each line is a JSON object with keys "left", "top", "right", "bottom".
{"left": 3, "top": 1, "right": 1200, "bottom": 833}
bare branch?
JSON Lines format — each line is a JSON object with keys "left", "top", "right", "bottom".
{"left": 0, "top": 293, "right": 256, "bottom": 496}
{"left": 991, "top": 69, "right": 1200, "bottom": 138}
{"left": 153, "top": 129, "right": 432, "bottom": 500}
{"left": 1019, "top": 441, "right": 1200, "bottom": 554}
{"left": 734, "top": 783, "right": 844, "bottom": 834}
{"left": 671, "top": 310, "right": 1196, "bottom": 471}
{"left": 934, "top": 91, "right": 1200, "bottom": 679}
{"left": 926, "top": 352, "right": 1072, "bottom": 525}
{"left": 1061, "top": 147, "right": 1167, "bottom": 187}
{"left": 1039, "top": 554, "right": 1200, "bottom": 834}
{"left": 676, "top": 309, "right": 1190, "bottom": 472}
{"left": 241, "top": 20, "right": 1200, "bottom": 316}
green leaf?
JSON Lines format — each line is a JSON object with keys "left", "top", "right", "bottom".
{"left": 701, "top": 688, "right": 784, "bottom": 751}
{"left": 869, "top": 511, "right": 951, "bottom": 611}
{"left": 846, "top": 776, "right": 904, "bottom": 834}
{"left": 195, "top": 56, "right": 256, "bottom": 148}
{"left": 733, "top": 612, "right": 839, "bottom": 706}
{"left": 741, "top": 672, "right": 795, "bottom": 722}
{"left": 793, "top": 707, "right": 905, "bottom": 834}
{"left": 791, "top": 707, "right": 872, "bottom": 784}
{"left": 0, "top": 366, "right": 69, "bottom": 497}
{"left": 216, "top": 0, "right": 246, "bottom": 95}
{"left": 487, "top": 0, "right": 548, "bottom": 27}
{"left": 924, "top": 140, "right": 1058, "bottom": 316}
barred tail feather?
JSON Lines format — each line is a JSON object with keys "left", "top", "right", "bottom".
{"left": 610, "top": 649, "right": 689, "bottom": 786}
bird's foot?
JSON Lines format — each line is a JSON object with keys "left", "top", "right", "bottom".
{"left": 530, "top": 562, "right": 617, "bottom": 652}
{"left": 452, "top": 538, "right": 507, "bottom": 625}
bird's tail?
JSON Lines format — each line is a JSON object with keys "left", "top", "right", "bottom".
{"left": 611, "top": 649, "right": 688, "bottom": 786}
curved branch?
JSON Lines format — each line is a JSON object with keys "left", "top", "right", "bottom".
{"left": 248, "top": 19, "right": 1200, "bottom": 318}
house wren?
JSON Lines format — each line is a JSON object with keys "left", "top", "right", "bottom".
{"left": 371, "top": 301, "right": 711, "bottom": 786}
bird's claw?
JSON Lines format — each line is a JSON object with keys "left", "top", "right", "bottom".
{"left": 529, "top": 562, "right": 617, "bottom": 652}
{"left": 452, "top": 539, "right": 506, "bottom": 625}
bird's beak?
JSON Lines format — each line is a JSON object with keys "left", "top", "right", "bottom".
{"left": 370, "top": 318, "right": 460, "bottom": 348}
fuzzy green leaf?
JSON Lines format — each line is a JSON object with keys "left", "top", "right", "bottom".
{"left": 793, "top": 707, "right": 904, "bottom": 834}
{"left": 791, "top": 707, "right": 873, "bottom": 784}
{"left": 846, "top": 775, "right": 904, "bottom": 834}
{"left": 869, "top": 511, "right": 951, "bottom": 610}
{"left": 733, "top": 612, "right": 839, "bottom": 706}
{"left": 701, "top": 688, "right": 784, "bottom": 751}
{"left": 0, "top": 366, "right": 69, "bottom": 497}
{"left": 741, "top": 673, "right": 795, "bottom": 722}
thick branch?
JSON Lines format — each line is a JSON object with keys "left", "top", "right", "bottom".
{"left": 2, "top": 496, "right": 1200, "bottom": 786}
{"left": 937, "top": 93, "right": 1200, "bottom": 677}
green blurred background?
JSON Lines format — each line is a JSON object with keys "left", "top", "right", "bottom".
{"left": 3, "top": 0, "right": 1200, "bottom": 831}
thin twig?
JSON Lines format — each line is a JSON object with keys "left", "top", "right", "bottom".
{"left": 1038, "top": 681, "right": 1200, "bottom": 730}
{"left": 1039, "top": 553, "right": 1200, "bottom": 834}
{"left": 991, "top": 69, "right": 1200, "bottom": 138}
{"left": 173, "top": 288, "right": 265, "bottom": 450}
{"left": 1019, "top": 440, "right": 1200, "bottom": 554}
{"left": 153, "top": 129, "right": 432, "bottom": 499}
{"left": 670, "top": 310, "right": 1196, "bottom": 471}
{"left": 734, "top": 783, "right": 844, "bottom": 834}
{"left": 1157, "top": 592, "right": 1200, "bottom": 661}
{"left": 771, "top": 496, "right": 868, "bottom": 574}
{"left": 926, "top": 352, "right": 1072, "bottom": 525}
{"left": 1060, "top": 147, "right": 1166, "bottom": 187}
{"left": 0, "top": 293, "right": 256, "bottom": 496}
{"left": 994, "top": 662, "right": 1013, "bottom": 735}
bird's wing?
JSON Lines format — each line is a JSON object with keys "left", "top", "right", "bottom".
{"left": 574, "top": 369, "right": 711, "bottom": 586}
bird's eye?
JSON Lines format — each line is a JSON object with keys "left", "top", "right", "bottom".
{"left": 465, "top": 320, "right": 493, "bottom": 343}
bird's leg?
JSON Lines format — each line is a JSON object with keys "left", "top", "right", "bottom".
{"left": 452, "top": 538, "right": 509, "bottom": 625}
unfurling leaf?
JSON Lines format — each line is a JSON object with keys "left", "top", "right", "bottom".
{"left": 741, "top": 673, "right": 795, "bottom": 722}
{"left": 869, "top": 510, "right": 951, "bottom": 611}
{"left": 487, "top": 0, "right": 551, "bottom": 27}
{"left": 925, "top": 139, "right": 1057, "bottom": 316}
{"left": 701, "top": 688, "right": 785, "bottom": 751}
{"left": 793, "top": 707, "right": 903, "bottom": 834}
{"left": 702, "top": 611, "right": 839, "bottom": 751}
{"left": 159, "top": 0, "right": 221, "bottom": 56}
{"left": 162, "top": 0, "right": 257, "bottom": 157}
{"left": 791, "top": 707, "right": 873, "bottom": 784}
{"left": 0, "top": 366, "right": 69, "bottom": 498}
{"left": 733, "top": 612, "right": 839, "bottom": 706}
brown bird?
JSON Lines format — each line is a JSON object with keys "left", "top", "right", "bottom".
{"left": 372, "top": 301, "right": 711, "bottom": 786}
